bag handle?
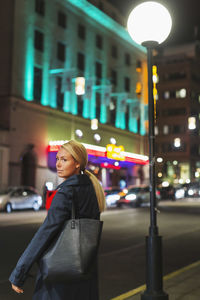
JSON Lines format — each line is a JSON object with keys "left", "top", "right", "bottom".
{"left": 71, "top": 189, "right": 78, "bottom": 229}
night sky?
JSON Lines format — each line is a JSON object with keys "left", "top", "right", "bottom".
{"left": 108, "top": 0, "right": 200, "bottom": 47}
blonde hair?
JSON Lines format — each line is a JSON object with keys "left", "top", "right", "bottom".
{"left": 61, "top": 140, "right": 106, "bottom": 212}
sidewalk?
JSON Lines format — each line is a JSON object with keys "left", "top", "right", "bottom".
{"left": 111, "top": 198, "right": 200, "bottom": 300}
{"left": 111, "top": 260, "right": 200, "bottom": 300}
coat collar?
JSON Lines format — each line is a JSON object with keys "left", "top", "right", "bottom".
{"left": 57, "top": 174, "right": 91, "bottom": 190}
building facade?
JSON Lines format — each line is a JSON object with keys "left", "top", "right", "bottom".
{"left": 0, "top": 0, "right": 149, "bottom": 193}
{"left": 155, "top": 41, "right": 200, "bottom": 185}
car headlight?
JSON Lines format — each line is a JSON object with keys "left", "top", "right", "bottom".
{"left": 175, "top": 189, "right": 184, "bottom": 199}
{"left": 37, "top": 198, "right": 42, "bottom": 205}
{"left": 188, "top": 189, "right": 194, "bottom": 196}
{"left": 125, "top": 194, "right": 136, "bottom": 201}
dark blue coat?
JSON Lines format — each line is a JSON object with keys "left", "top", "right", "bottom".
{"left": 9, "top": 174, "right": 101, "bottom": 300}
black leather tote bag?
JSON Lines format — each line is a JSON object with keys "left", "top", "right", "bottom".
{"left": 39, "top": 195, "right": 103, "bottom": 283}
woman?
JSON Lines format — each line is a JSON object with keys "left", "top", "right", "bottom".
{"left": 9, "top": 140, "right": 106, "bottom": 299}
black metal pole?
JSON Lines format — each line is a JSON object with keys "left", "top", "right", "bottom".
{"left": 141, "top": 41, "right": 168, "bottom": 300}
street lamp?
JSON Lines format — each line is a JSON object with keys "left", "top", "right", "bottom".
{"left": 127, "top": 2, "right": 172, "bottom": 300}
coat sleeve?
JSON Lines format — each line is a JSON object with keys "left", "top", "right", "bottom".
{"left": 9, "top": 187, "right": 73, "bottom": 287}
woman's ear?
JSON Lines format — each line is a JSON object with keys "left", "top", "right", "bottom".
{"left": 76, "top": 163, "right": 80, "bottom": 169}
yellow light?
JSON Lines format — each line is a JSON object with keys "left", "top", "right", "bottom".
{"left": 75, "top": 77, "right": 85, "bottom": 95}
{"left": 91, "top": 119, "right": 98, "bottom": 130}
{"left": 158, "top": 172, "right": 162, "bottom": 178}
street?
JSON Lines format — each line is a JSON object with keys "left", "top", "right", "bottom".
{"left": 0, "top": 201, "right": 200, "bottom": 300}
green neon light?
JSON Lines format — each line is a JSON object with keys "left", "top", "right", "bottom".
{"left": 63, "top": 91, "right": 71, "bottom": 112}
{"left": 24, "top": 34, "right": 34, "bottom": 101}
{"left": 129, "top": 117, "right": 138, "bottom": 133}
{"left": 41, "top": 62, "right": 50, "bottom": 106}
{"left": 90, "top": 89, "right": 96, "bottom": 119}
{"left": 100, "top": 105, "right": 107, "bottom": 124}
{"left": 67, "top": 0, "right": 146, "bottom": 54}
{"left": 83, "top": 98, "right": 90, "bottom": 118}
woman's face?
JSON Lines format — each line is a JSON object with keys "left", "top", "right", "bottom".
{"left": 56, "top": 147, "right": 80, "bottom": 180}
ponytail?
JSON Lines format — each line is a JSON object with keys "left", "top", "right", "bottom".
{"left": 84, "top": 169, "right": 106, "bottom": 212}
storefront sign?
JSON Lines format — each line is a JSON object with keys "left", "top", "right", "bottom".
{"left": 106, "top": 144, "right": 125, "bottom": 161}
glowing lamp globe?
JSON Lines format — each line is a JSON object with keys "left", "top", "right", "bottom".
{"left": 127, "top": 1, "right": 172, "bottom": 45}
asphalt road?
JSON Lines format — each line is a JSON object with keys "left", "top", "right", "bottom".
{"left": 0, "top": 202, "right": 200, "bottom": 300}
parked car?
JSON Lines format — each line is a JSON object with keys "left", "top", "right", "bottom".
{"left": 0, "top": 186, "right": 42, "bottom": 213}
{"left": 117, "top": 186, "right": 161, "bottom": 208}
{"left": 175, "top": 182, "right": 200, "bottom": 200}
{"left": 104, "top": 187, "right": 122, "bottom": 208}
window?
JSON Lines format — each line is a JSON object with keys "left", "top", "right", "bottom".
{"left": 125, "top": 53, "right": 131, "bottom": 66}
{"left": 124, "top": 77, "right": 130, "bottom": 92}
{"left": 34, "top": 67, "right": 42, "bottom": 102}
{"left": 109, "top": 98, "right": 116, "bottom": 126}
{"left": 78, "top": 24, "right": 86, "bottom": 40}
{"left": 111, "top": 69, "right": 117, "bottom": 86}
{"left": 176, "top": 88, "right": 186, "bottom": 98}
{"left": 96, "top": 34, "right": 103, "bottom": 49}
{"left": 111, "top": 45, "right": 118, "bottom": 58}
{"left": 77, "top": 52, "right": 85, "bottom": 72}
{"left": 34, "top": 30, "right": 44, "bottom": 52}
{"left": 77, "top": 96, "right": 83, "bottom": 116}
{"left": 96, "top": 93, "right": 101, "bottom": 120}
{"left": 95, "top": 62, "right": 102, "bottom": 84}
{"left": 35, "top": 0, "right": 45, "bottom": 16}
{"left": 57, "top": 42, "right": 66, "bottom": 62}
{"left": 56, "top": 76, "right": 64, "bottom": 109}
{"left": 163, "top": 125, "right": 169, "bottom": 134}
{"left": 58, "top": 11, "right": 67, "bottom": 28}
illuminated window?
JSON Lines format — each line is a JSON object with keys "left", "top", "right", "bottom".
{"left": 34, "top": 30, "right": 44, "bottom": 52}
{"left": 176, "top": 88, "right": 186, "bottom": 98}
{"left": 58, "top": 11, "right": 67, "bottom": 29}
{"left": 174, "top": 138, "right": 181, "bottom": 148}
{"left": 188, "top": 117, "right": 196, "bottom": 129}
{"left": 155, "top": 126, "right": 158, "bottom": 135}
{"left": 163, "top": 125, "right": 169, "bottom": 134}
{"left": 57, "top": 42, "right": 66, "bottom": 62}
{"left": 164, "top": 91, "right": 170, "bottom": 99}
{"left": 35, "top": 0, "right": 45, "bottom": 16}
{"left": 136, "top": 60, "right": 141, "bottom": 72}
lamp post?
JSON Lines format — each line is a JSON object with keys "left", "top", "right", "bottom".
{"left": 127, "top": 2, "right": 172, "bottom": 300}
